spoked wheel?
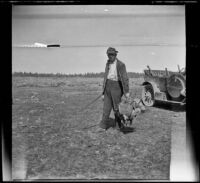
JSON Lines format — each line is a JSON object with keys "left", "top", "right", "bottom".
{"left": 142, "top": 84, "right": 155, "bottom": 106}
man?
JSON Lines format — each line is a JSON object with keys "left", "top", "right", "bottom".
{"left": 99, "top": 47, "right": 130, "bottom": 130}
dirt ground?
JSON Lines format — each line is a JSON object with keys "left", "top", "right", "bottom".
{"left": 12, "top": 77, "right": 186, "bottom": 180}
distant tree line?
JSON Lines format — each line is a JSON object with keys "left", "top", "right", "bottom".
{"left": 12, "top": 71, "right": 144, "bottom": 78}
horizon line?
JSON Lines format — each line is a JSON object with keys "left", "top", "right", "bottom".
{"left": 13, "top": 43, "right": 185, "bottom": 48}
{"left": 12, "top": 71, "right": 144, "bottom": 74}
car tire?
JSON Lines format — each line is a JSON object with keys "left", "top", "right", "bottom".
{"left": 142, "top": 84, "right": 155, "bottom": 107}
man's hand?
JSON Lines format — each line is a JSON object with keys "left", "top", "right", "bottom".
{"left": 101, "top": 95, "right": 104, "bottom": 101}
{"left": 125, "top": 92, "right": 130, "bottom": 98}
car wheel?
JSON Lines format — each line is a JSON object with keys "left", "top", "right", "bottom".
{"left": 142, "top": 84, "right": 155, "bottom": 107}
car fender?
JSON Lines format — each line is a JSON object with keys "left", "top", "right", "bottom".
{"left": 142, "top": 81, "right": 160, "bottom": 94}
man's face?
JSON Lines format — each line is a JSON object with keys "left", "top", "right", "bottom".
{"left": 107, "top": 53, "right": 117, "bottom": 62}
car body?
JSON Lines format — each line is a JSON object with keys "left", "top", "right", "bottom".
{"left": 141, "top": 65, "right": 186, "bottom": 107}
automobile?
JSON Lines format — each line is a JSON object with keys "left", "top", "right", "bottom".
{"left": 141, "top": 65, "right": 186, "bottom": 107}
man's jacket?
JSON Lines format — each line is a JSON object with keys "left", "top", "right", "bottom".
{"left": 102, "top": 58, "right": 129, "bottom": 95}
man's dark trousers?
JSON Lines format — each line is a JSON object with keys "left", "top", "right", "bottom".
{"left": 100, "top": 79, "right": 123, "bottom": 129}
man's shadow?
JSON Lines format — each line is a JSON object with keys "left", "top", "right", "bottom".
{"left": 106, "top": 117, "right": 135, "bottom": 134}
{"left": 120, "top": 126, "right": 136, "bottom": 134}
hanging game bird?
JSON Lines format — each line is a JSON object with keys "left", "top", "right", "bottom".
{"left": 118, "top": 95, "right": 146, "bottom": 128}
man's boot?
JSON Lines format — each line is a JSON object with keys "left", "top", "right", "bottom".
{"left": 114, "top": 110, "right": 123, "bottom": 129}
{"left": 99, "top": 120, "right": 107, "bottom": 129}
{"left": 99, "top": 113, "right": 109, "bottom": 130}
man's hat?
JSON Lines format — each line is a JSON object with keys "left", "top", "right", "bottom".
{"left": 107, "top": 47, "right": 118, "bottom": 55}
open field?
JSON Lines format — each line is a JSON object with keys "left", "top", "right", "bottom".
{"left": 12, "top": 76, "right": 185, "bottom": 180}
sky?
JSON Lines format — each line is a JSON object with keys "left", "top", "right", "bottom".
{"left": 12, "top": 5, "right": 185, "bottom": 74}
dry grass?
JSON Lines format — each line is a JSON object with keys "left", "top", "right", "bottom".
{"left": 12, "top": 76, "right": 172, "bottom": 180}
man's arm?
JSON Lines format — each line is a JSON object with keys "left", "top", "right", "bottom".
{"left": 120, "top": 63, "right": 129, "bottom": 96}
{"left": 102, "top": 63, "right": 109, "bottom": 98}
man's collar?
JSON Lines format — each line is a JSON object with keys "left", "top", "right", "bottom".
{"left": 107, "top": 58, "right": 118, "bottom": 65}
